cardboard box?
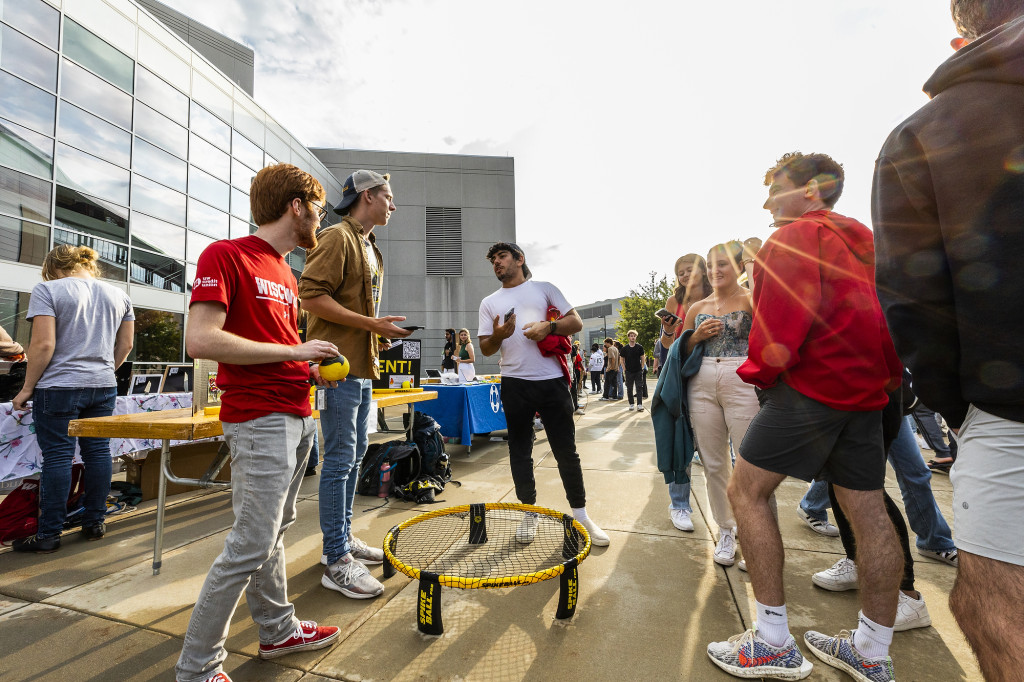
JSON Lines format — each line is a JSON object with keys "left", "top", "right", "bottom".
{"left": 127, "top": 441, "right": 231, "bottom": 501}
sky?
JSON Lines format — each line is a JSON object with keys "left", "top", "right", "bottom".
{"left": 162, "top": 0, "right": 956, "bottom": 304}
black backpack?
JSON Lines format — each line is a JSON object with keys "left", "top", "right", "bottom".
{"left": 356, "top": 440, "right": 421, "bottom": 497}
{"left": 412, "top": 412, "right": 451, "bottom": 483}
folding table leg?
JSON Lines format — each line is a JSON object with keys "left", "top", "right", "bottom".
{"left": 153, "top": 438, "right": 170, "bottom": 575}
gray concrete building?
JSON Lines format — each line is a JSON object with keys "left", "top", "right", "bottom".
{"left": 576, "top": 297, "right": 625, "bottom": 348}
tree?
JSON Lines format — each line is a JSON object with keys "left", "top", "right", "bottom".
{"left": 134, "top": 309, "right": 183, "bottom": 362}
{"left": 615, "top": 272, "right": 673, "bottom": 359}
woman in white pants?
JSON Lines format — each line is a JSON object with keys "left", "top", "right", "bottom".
{"left": 681, "top": 241, "right": 762, "bottom": 566}
{"left": 455, "top": 327, "right": 476, "bottom": 383}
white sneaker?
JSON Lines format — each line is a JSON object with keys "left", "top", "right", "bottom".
{"left": 811, "top": 557, "right": 858, "bottom": 591}
{"left": 796, "top": 507, "right": 840, "bottom": 537}
{"left": 574, "top": 408, "right": 585, "bottom": 415}
{"left": 636, "top": 404, "right": 645, "bottom": 412}
{"left": 670, "top": 508, "right": 694, "bottom": 532}
{"left": 578, "top": 517, "right": 610, "bottom": 546}
{"left": 348, "top": 534, "right": 384, "bottom": 565}
{"left": 894, "top": 591, "right": 931, "bottom": 631}
{"left": 737, "top": 559, "right": 747, "bottom": 572}
{"left": 533, "top": 417, "right": 544, "bottom": 430}
{"left": 321, "top": 553, "right": 383, "bottom": 599}
{"left": 714, "top": 528, "right": 736, "bottom": 566}
{"left": 516, "top": 511, "right": 539, "bottom": 544}
{"left": 628, "top": 404, "right": 635, "bottom": 411}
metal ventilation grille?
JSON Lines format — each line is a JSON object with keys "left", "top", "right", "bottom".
{"left": 425, "top": 207, "right": 463, "bottom": 276}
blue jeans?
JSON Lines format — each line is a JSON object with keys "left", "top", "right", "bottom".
{"left": 889, "top": 416, "right": 955, "bottom": 552}
{"left": 176, "top": 412, "right": 314, "bottom": 682}
{"left": 319, "top": 377, "right": 372, "bottom": 564}
{"left": 799, "top": 479, "right": 831, "bottom": 522}
{"left": 33, "top": 386, "right": 117, "bottom": 538}
{"left": 668, "top": 478, "right": 691, "bottom": 512}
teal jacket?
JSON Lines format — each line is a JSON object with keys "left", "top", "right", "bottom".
{"left": 651, "top": 329, "right": 704, "bottom": 484}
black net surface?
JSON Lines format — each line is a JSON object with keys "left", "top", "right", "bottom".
{"left": 386, "top": 504, "right": 589, "bottom": 589}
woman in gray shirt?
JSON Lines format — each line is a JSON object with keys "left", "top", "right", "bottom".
{"left": 11, "top": 245, "right": 134, "bottom": 553}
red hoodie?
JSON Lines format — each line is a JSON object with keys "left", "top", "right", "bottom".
{"left": 738, "top": 210, "right": 901, "bottom": 411}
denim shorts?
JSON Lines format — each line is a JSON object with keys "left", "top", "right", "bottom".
{"left": 739, "top": 382, "right": 886, "bottom": 490}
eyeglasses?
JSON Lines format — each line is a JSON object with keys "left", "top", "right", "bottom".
{"left": 308, "top": 200, "right": 328, "bottom": 222}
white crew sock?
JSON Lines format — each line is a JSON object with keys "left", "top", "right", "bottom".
{"left": 571, "top": 507, "right": 589, "bottom": 521}
{"left": 853, "top": 611, "right": 894, "bottom": 659}
{"left": 755, "top": 600, "right": 790, "bottom": 647}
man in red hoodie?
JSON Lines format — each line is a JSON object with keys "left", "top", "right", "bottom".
{"left": 707, "top": 152, "right": 904, "bottom": 682}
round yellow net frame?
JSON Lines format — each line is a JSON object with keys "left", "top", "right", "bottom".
{"left": 381, "top": 502, "right": 592, "bottom": 634}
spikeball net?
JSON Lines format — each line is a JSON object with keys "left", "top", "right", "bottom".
{"left": 382, "top": 502, "right": 592, "bottom": 634}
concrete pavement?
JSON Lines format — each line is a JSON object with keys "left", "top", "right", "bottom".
{"left": 0, "top": 389, "right": 979, "bottom": 681}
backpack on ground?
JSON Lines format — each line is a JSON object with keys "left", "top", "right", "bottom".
{"left": 412, "top": 412, "right": 452, "bottom": 484}
{"left": 355, "top": 440, "right": 420, "bottom": 498}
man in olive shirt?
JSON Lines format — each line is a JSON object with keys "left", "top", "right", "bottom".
{"left": 600, "top": 337, "right": 620, "bottom": 401}
{"left": 299, "top": 170, "right": 411, "bottom": 600}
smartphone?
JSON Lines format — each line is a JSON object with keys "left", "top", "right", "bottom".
{"left": 400, "top": 325, "right": 424, "bottom": 331}
{"left": 655, "top": 308, "right": 680, "bottom": 324}
{"left": 504, "top": 308, "right": 515, "bottom": 322}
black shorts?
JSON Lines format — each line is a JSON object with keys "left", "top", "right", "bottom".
{"left": 739, "top": 382, "right": 886, "bottom": 491}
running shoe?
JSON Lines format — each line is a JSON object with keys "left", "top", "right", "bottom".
{"left": 707, "top": 627, "right": 813, "bottom": 679}
{"left": 670, "top": 508, "right": 694, "bottom": 532}
{"left": 258, "top": 620, "right": 340, "bottom": 659}
{"left": 348, "top": 534, "right": 384, "bottom": 565}
{"left": 812, "top": 557, "right": 859, "bottom": 591}
{"left": 516, "top": 511, "right": 539, "bottom": 544}
{"left": 577, "top": 517, "right": 610, "bottom": 546}
{"left": 322, "top": 553, "right": 384, "bottom": 599}
{"left": 803, "top": 630, "right": 896, "bottom": 682}
{"left": 917, "top": 547, "right": 958, "bottom": 566}
{"left": 714, "top": 528, "right": 736, "bottom": 566}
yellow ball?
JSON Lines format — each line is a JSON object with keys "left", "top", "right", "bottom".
{"left": 401, "top": 380, "right": 411, "bottom": 388}
{"left": 319, "top": 355, "right": 350, "bottom": 381}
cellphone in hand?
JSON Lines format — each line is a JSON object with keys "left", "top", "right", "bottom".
{"left": 504, "top": 308, "right": 515, "bottom": 323}
{"left": 655, "top": 308, "right": 680, "bottom": 324}
{"left": 400, "top": 325, "right": 424, "bottom": 331}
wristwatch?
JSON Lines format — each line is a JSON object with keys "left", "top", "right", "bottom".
{"left": 549, "top": 320, "right": 557, "bottom": 334}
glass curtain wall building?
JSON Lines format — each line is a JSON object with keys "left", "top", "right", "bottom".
{"left": 0, "top": 0, "right": 342, "bottom": 363}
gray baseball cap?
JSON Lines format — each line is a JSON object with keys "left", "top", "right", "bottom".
{"left": 335, "top": 169, "right": 390, "bottom": 213}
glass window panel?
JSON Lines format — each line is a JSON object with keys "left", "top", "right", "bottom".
{"left": 229, "top": 216, "right": 249, "bottom": 239}
{"left": 136, "top": 66, "right": 187, "bottom": 125}
{"left": 0, "top": 70, "right": 54, "bottom": 134}
{"left": 185, "top": 262, "right": 196, "bottom": 295}
{"left": 191, "top": 73, "right": 231, "bottom": 125}
{"left": 55, "top": 142, "right": 128, "bottom": 204}
{"left": 230, "top": 158, "right": 256, "bottom": 192}
{"left": 63, "top": 0, "right": 135, "bottom": 56}
{"left": 53, "top": 226, "right": 127, "bottom": 281}
{"left": 0, "top": 0, "right": 59, "bottom": 49}
{"left": 187, "top": 198, "right": 227, "bottom": 240}
{"left": 0, "top": 164, "right": 50, "bottom": 221}
{"left": 58, "top": 100, "right": 131, "bottom": 167}
{"left": 232, "top": 99, "right": 263, "bottom": 148}
{"left": 130, "top": 248, "right": 183, "bottom": 292}
{"left": 137, "top": 29, "right": 189, "bottom": 93}
{"left": 131, "top": 211, "right": 184, "bottom": 259}
{"left": 134, "top": 102, "right": 187, "bottom": 158}
{"left": 0, "top": 117, "right": 52, "bottom": 178}
{"left": 0, "top": 214, "right": 47, "bottom": 264}
{"left": 189, "top": 134, "right": 228, "bottom": 178}
{"left": 60, "top": 58, "right": 131, "bottom": 129}
{"left": 231, "top": 132, "right": 262, "bottom": 171}
{"left": 132, "top": 306, "right": 183, "bottom": 362}
{"left": 190, "top": 101, "right": 229, "bottom": 151}
{"left": 0, "top": 23, "right": 57, "bottom": 90}
{"left": 229, "top": 186, "right": 249, "bottom": 221}
{"left": 186, "top": 229, "right": 213, "bottom": 264}
{"left": 131, "top": 174, "right": 185, "bottom": 225}
{"left": 62, "top": 19, "right": 133, "bottom": 93}
{"left": 55, "top": 183, "right": 127, "bottom": 242}
{"left": 265, "top": 133, "right": 288, "bottom": 164}
{"left": 133, "top": 138, "right": 185, "bottom": 192}
{"left": 188, "top": 166, "right": 227, "bottom": 211}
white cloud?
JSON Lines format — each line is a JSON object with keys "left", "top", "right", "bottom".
{"left": 162, "top": 0, "right": 955, "bottom": 304}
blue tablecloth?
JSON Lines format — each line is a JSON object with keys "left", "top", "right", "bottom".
{"left": 414, "top": 383, "right": 507, "bottom": 446}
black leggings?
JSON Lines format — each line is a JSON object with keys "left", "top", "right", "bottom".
{"left": 828, "top": 390, "right": 915, "bottom": 593}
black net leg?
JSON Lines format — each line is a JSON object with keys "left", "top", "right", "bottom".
{"left": 562, "top": 514, "right": 580, "bottom": 560}
{"left": 418, "top": 573, "right": 443, "bottom": 635}
{"left": 555, "top": 560, "right": 579, "bottom": 620}
{"left": 382, "top": 527, "right": 399, "bottom": 579}
{"left": 468, "top": 503, "right": 488, "bottom": 545}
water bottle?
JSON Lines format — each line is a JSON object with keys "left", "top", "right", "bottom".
{"left": 379, "top": 462, "right": 391, "bottom": 498}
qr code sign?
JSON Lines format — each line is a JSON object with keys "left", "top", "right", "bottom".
{"left": 403, "top": 341, "right": 421, "bottom": 360}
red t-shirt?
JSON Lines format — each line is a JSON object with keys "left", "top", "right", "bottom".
{"left": 190, "top": 235, "right": 311, "bottom": 423}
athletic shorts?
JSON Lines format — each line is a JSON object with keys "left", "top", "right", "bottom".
{"left": 738, "top": 382, "right": 886, "bottom": 491}
{"left": 951, "top": 405, "right": 1024, "bottom": 566}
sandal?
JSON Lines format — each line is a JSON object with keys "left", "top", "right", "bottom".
{"left": 927, "top": 459, "right": 952, "bottom": 475}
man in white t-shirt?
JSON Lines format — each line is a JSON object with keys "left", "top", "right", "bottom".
{"left": 478, "top": 242, "right": 610, "bottom": 546}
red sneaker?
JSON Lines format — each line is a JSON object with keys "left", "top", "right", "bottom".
{"left": 258, "top": 620, "right": 340, "bottom": 659}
